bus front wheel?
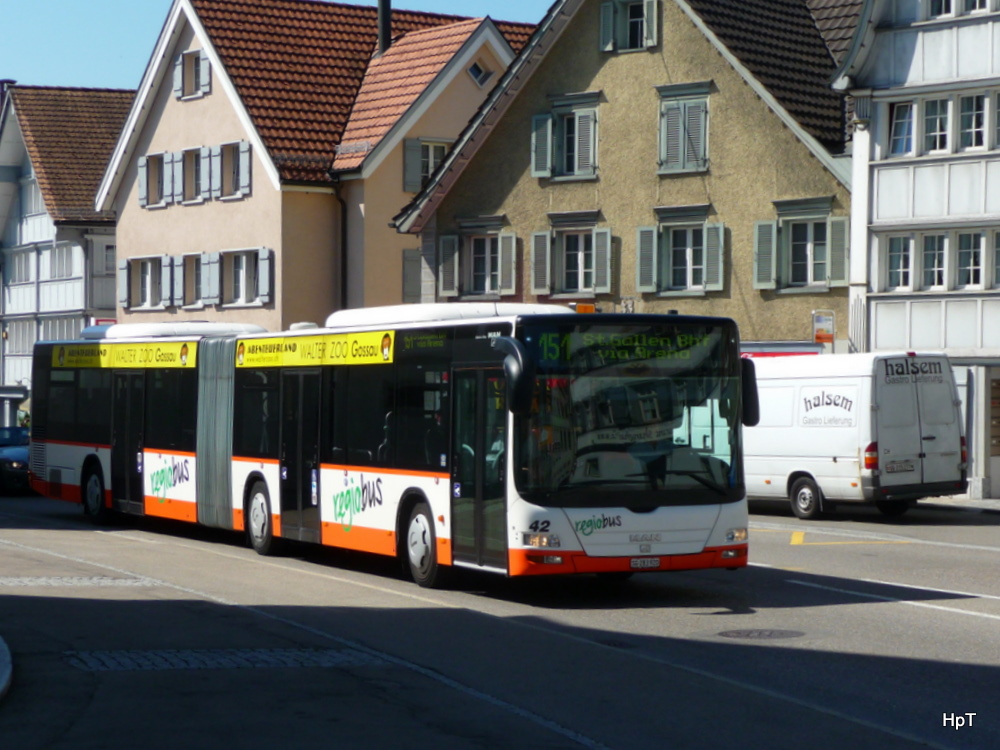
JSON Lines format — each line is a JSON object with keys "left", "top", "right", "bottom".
{"left": 406, "top": 503, "right": 446, "bottom": 588}
{"left": 247, "top": 481, "right": 279, "bottom": 555}
{"left": 82, "top": 468, "right": 111, "bottom": 525}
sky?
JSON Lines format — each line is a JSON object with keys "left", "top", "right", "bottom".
{"left": 1, "top": 0, "right": 547, "bottom": 91}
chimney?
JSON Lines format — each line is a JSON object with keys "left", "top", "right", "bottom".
{"left": 0, "top": 80, "right": 16, "bottom": 104}
{"left": 378, "top": 0, "right": 391, "bottom": 56}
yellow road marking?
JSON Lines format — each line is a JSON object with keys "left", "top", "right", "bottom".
{"left": 790, "top": 531, "right": 910, "bottom": 546}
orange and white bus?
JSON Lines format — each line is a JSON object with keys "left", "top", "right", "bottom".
{"left": 29, "top": 303, "right": 758, "bottom": 587}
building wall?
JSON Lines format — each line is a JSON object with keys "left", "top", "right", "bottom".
{"left": 430, "top": 0, "right": 851, "bottom": 346}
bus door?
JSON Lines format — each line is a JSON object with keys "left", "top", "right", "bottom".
{"left": 279, "top": 369, "right": 322, "bottom": 544}
{"left": 111, "top": 371, "right": 145, "bottom": 514}
{"left": 451, "top": 367, "right": 507, "bottom": 571}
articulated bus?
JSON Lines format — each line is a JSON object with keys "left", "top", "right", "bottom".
{"left": 30, "top": 304, "right": 759, "bottom": 587}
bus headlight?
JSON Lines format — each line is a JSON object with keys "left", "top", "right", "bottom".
{"left": 522, "top": 532, "right": 561, "bottom": 548}
{"left": 725, "top": 527, "right": 748, "bottom": 543}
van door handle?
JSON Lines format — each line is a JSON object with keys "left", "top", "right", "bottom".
{"left": 922, "top": 435, "right": 936, "bottom": 441}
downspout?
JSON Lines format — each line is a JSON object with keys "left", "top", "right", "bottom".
{"left": 334, "top": 183, "right": 348, "bottom": 310}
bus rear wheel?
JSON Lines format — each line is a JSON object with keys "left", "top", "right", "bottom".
{"left": 406, "top": 503, "right": 446, "bottom": 588}
{"left": 82, "top": 468, "right": 111, "bottom": 525}
{"left": 247, "top": 481, "right": 280, "bottom": 555}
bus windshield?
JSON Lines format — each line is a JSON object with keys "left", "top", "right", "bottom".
{"left": 514, "top": 318, "right": 744, "bottom": 509}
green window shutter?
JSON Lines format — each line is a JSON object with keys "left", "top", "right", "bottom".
{"left": 636, "top": 227, "right": 658, "bottom": 293}
{"left": 684, "top": 100, "right": 707, "bottom": 170}
{"left": 593, "top": 227, "right": 612, "bottom": 294}
{"left": 499, "top": 232, "right": 517, "bottom": 296}
{"left": 600, "top": 2, "right": 615, "bottom": 51}
{"left": 753, "top": 220, "right": 778, "bottom": 290}
{"left": 576, "top": 110, "right": 596, "bottom": 176}
{"left": 138, "top": 156, "right": 148, "bottom": 207}
{"left": 661, "top": 102, "right": 682, "bottom": 171}
{"left": 402, "top": 248, "right": 422, "bottom": 303}
{"left": 438, "top": 235, "right": 459, "bottom": 298}
{"left": 828, "top": 217, "right": 849, "bottom": 287}
{"left": 531, "top": 115, "right": 553, "bottom": 178}
{"left": 257, "top": 247, "right": 272, "bottom": 303}
{"left": 644, "top": 0, "right": 658, "bottom": 48}
{"left": 704, "top": 222, "right": 724, "bottom": 291}
{"left": 403, "top": 138, "right": 422, "bottom": 193}
{"left": 530, "top": 232, "right": 551, "bottom": 295}
{"left": 118, "top": 259, "right": 130, "bottom": 306}
{"left": 173, "top": 55, "right": 183, "bottom": 98}
{"left": 238, "top": 141, "right": 252, "bottom": 196}
{"left": 199, "top": 50, "right": 211, "bottom": 95}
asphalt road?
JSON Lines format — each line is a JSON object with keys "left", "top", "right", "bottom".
{"left": 1, "top": 493, "right": 997, "bottom": 750}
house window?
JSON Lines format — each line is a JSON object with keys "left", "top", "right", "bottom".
{"left": 930, "top": 0, "right": 953, "bottom": 15}
{"left": 966, "top": 0, "right": 988, "bottom": 11}
{"left": 560, "top": 231, "right": 595, "bottom": 293}
{"left": 752, "top": 200, "right": 848, "bottom": 291}
{"left": 531, "top": 92, "right": 599, "bottom": 180}
{"left": 222, "top": 143, "right": 240, "bottom": 197}
{"left": 183, "top": 149, "right": 204, "bottom": 201}
{"left": 93, "top": 243, "right": 117, "bottom": 276}
{"left": 657, "top": 82, "right": 709, "bottom": 173}
{"left": 39, "top": 316, "right": 80, "bottom": 342}
{"left": 212, "top": 142, "right": 250, "bottom": 199}
{"left": 888, "top": 102, "right": 914, "bottom": 156}
{"left": 886, "top": 236, "right": 912, "bottom": 290}
{"left": 140, "top": 153, "right": 166, "bottom": 206}
{"left": 922, "top": 234, "right": 947, "bottom": 289}
{"left": 470, "top": 236, "right": 500, "bottom": 294}
{"left": 421, "top": 143, "right": 447, "bottom": 185}
{"left": 528, "top": 218, "right": 612, "bottom": 296}
{"left": 600, "top": 1, "right": 657, "bottom": 52}
{"left": 6, "top": 320, "right": 35, "bottom": 355}
{"left": 184, "top": 255, "right": 202, "bottom": 305}
{"left": 924, "top": 99, "right": 949, "bottom": 152}
{"left": 666, "top": 227, "right": 704, "bottom": 290}
{"left": 438, "top": 230, "right": 516, "bottom": 298}
{"left": 175, "top": 50, "right": 210, "bottom": 98}
{"left": 959, "top": 95, "right": 985, "bottom": 149}
{"left": 956, "top": 232, "right": 983, "bottom": 287}
{"left": 228, "top": 251, "right": 258, "bottom": 304}
{"left": 134, "top": 258, "right": 163, "bottom": 308}
{"left": 467, "top": 61, "right": 493, "bottom": 87}
{"left": 7, "top": 251, "right": 31, "bottom": 284}
{"left": 50, "top": 245, "right": 73, "bottom": 280}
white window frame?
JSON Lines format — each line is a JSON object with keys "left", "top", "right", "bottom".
{"left": 923, "top": 98, "right": 950, "bottom": 153}
{"left": 7, "top": 251, "right": 31, "bottom": 284}
{"left": 888, "top": 102, "right": 914, "bottom": 157}
{"left": 663, "top": 225, "right": 705, "bottom": 291}
{"left": 786, "top": 219, "right": 829, "bottom": 288}
{"left": 885, "top": 235, "right": 914, "bottom": 291}
{"left": 226, "top": 250, "right": 259, "bottom": 305}
{"left": 955, "top": 231, "right": 985, "bottom": 288}
{"left": 752, "top": 201, "right": 848, "bottom": 291}
{"left": 959, "top": 94, "right": 987, "bottom": 151}
{"left": 469, "top": 235, "right": 500, "bottom": 295}
{"left": 600, "top": 0, "right": 658, "bottom": 52}
{"left": 467, "top": 60, "right": 493, "bottom": 87}
{"left": 133, "top": 258, "right": 163, "bottom": 309}
{"left": 878, "top": 230, "right": 1000, "bottom": 291}
{"left": 49, "top": 244, "right": 73, "bottom": 280}
{"left": 921, "top": 233, "right": 948, "bottom": 290}
{"left": 6, "top": 320, "right": 35, "bottom": 355}
{"left": 421, "top": 142, "right": 448, "bottom": 185}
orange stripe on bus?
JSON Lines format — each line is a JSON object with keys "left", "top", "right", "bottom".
{"left": 320, "top": 523, "right": 397, "bottom": 557}
{"left": 144, "top": 497, "right": 198, "bottom": 523}
{"left": 144, "top": 448, "right": 196, "bottom": 458}
{"left": 321, "top": 464, "right": 449, "bottom": 480}
{"left": 32, "top": 439, "right": 111, "bottom": 450}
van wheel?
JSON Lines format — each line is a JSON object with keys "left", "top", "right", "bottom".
{"left": 790, "top": 477, "right": 823, "bottom": 520}
{"left": 876, "top": 500, "right": 910, "bottom": 518}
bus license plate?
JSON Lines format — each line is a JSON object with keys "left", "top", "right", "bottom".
{"left": 630, "top": 557, "right": 660, "bottom": 570}
{"left": 885, "top": 460, "right": 915, "bottom": 473}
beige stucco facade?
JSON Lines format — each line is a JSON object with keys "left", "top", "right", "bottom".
{"left": 425, "top": 0, "right": 852, "bottom": 348}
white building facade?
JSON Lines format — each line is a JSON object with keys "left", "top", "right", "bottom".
{"left": 836, "top": 0, "right": 1000, "bottom": 497}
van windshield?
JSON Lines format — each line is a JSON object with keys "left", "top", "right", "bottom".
{"left": 513, "top": 318, "right": 744, "bottom": 509}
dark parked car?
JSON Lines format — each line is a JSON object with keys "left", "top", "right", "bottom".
{"left": 0, "top": 426, "right": 30, "bottom": 493}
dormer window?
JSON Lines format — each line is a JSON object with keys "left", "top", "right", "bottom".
{"left": 468, "top": 61, "right": 493, "bottom": 87}
{"left": 174, "top": 50, "right": 211, "bottom": 98}
{"left": 600, "top": 1, "right": 658, "bottom": 52}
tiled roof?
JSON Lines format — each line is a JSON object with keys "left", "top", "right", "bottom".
{"left": 806, "top": 0, "right": 864, "bottom": 66}
{"left": 685, "top": 0, "right": 853, "bottom": 153}
{"left": 332, "top": 18, "right": 483, "bottom": 172}
{"left": 191, "top": 0, "right": 534, "bottom": 183}
{"left": 10, "top": 86, "right": 134, "bottom": 223}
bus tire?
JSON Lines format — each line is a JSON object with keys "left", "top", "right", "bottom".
{"left": 876, "top": 500, "right": 910, "bottom": 518}
{"left": 81, "top": 466, "right": 111, "bottom": 525}
{"left": 247, "top": 481, "right": 280, "bottom": 556}
{"left": 790, "top": 477, "right": 823, "bottom": 520}
{"left": 406, "top": 502, "right": 446, "bottom": 588}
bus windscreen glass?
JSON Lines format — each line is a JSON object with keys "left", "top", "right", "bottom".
{"left": 515, "top": 320, "right": 743, "bottom": 508}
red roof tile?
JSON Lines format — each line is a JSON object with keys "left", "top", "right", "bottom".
{"left": 10, "top": 86, "right": 134, "bottom": 223}
{"left": 190, "top": 0, "right": 534, "bottom": 182}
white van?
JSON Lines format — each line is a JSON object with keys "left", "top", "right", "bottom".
{"left": 743, "top": 352, "right": 967, "bottom": 519}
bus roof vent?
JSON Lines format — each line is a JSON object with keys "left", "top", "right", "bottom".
{"left": 289, "top": 321, "right": 319, "bottom": 331}
{"left": 324, "top": 303, "right": 574, "bottom": 328}
{"left": 81, "top": 322, "right": 268, "bottom": 339}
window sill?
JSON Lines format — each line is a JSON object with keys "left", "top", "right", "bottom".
{"left": 550, "top": 292, "right": 596, "bottom": 300}
{"left": 222, "top": 300, "right": 264, "bottom": 309}
{"left": 128, "top": 305, "right": 169, "bottom": 312}
{"left": 181, "top": 197, "right": 207, "bottom": 206}
{"left": 458, "top": 293, "right": 502, "bottom": 301}
{"left": 219, "top": 193, "right": 247, "bottom": 202}
{"left": 775, "top": 286, "right": 831, "bottom": 295}
{"left": 656, "top": 289, "right": 707, "bottom": 298}
{"left": 547, "top": 174, "right": 598, "bottom": 184}
{"left": 182, "top": 302, "right": 207, "bottom": 311}
{"left": 179, "top": 92, "right": 207, "bottom": 102}
{"left": 143, "top": 202, "right": 168, "bottom": 210}
{"left": 658, "top": 167, "right": 709, "bottom": 177}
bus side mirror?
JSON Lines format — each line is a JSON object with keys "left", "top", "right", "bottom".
{"left": 741, "top": 358, "right": 760, "bottom": 427}
{"left": 491, "top": 336, "right": 535, "bottom": 414}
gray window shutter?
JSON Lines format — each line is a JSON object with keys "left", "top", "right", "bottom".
{"left": 685, "top": 100, "right": 707, "bottom": 170}
{"left": 644, "top": 0, "right": 658, "bottom": 48}
{"left": 593, "top": 227, "right": 611, "bottom": 294}
{"left": 636, "top": 227, "right": 658, "bottom": 293}
{"left": 828, "top": 217, "right": 849, "bottom": 287}
{"left": 199, "top": 50, "right": 211, "bottom": 94}
{"left": 599, "top": 2, "right": 615, "bottom": 52}
{"left": 160, "top": 255, "right": 172, "bottom": 305}
{"left": 199, "top": 146, "right": 210, "bottom": 199}
{"left": 499, "top": 232, "right": 517, "bottom": 296}
{"left": 257, "top": 247, "right": 272, "bottom": 303}
{"left": 402, "top": 248, "right": 421, "bottom": 303}
{"left": 531, "top": 115, "right": 553, "bottom": 178}
{"left": 209, "top": 146, "right": 222, "bottom": 198}
{"left": 173, "top": 55, "right": 183, "bottom": 97}
{"left": 403, "top": 138, "right": 422, "bottom": 193}
{"left": 439, "top": 235, "right": 459, "bottom": 298}
{"left": 172, "top": 152, "right": 184, "bottom": 204}
{"left": 531, "top": 232, "right": 551, "bottom": 295}
{"left": 704, "top": 222, "right": 724, "bottom": 291}
{"left": 753, "top": 220, "right": 778, "bottom": 290}
{"left": 204, "top": 252, "right": 221, "bottom": 304}
{"left": 661, "top": 102, "right": 682, "bottom": 171}
{"left": 162, "top": 153, "right": 174, "bottom": 205}
{"left": 420, "top": 231, "right": 436, "bottom": 303}
{"left": 117, "top": 259, "right": 130, "bottom": 306}
{"left": 577, "top": 110, "right": 596, "bottom": 176}
{"left": 172, "top": 256, "right": 184, "bottom": 306}
{"left": 238, "top": 141, "right": 252, "bottom": 196}
{"left": 138, "top": 156, "right": 148, "bottom": 207}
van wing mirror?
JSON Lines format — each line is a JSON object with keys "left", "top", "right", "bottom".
{"left": 741, "top": 358, "right": 760, "bottom": 427}
{"left": 491, "top": 336, "right": 535, "bottom": 414}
